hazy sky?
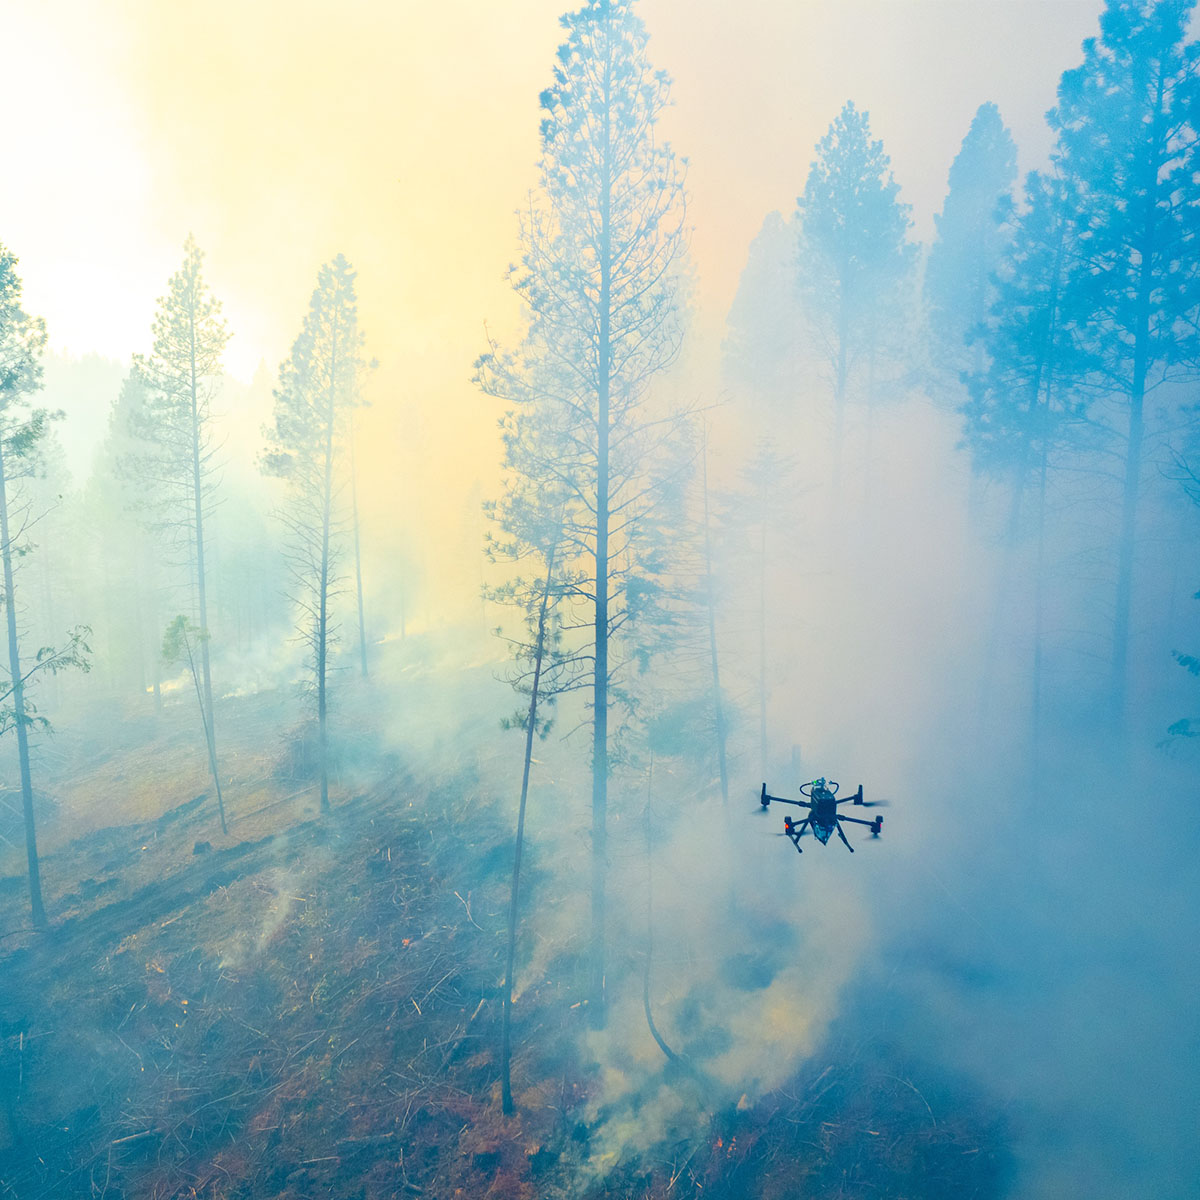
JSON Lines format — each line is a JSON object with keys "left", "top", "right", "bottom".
{"left": 1, "top": 0, "right": 1105, "bottom": 603}
{"left": 7, "top": 0, "right": 1102, "bottom": 374}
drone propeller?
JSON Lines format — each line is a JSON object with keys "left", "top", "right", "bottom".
{"left": 850, "top": 787, "right": 891, "bottom": 809}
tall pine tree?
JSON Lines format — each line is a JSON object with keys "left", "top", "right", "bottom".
{"left": 263, "top": 255, "right": 366, "bottom": 814}
{"left": 0, "top": 245, "right": 90, "bottom": 928}
{"left": 925, "top": 102, "right": 1018, "bottom": 395}
{"left": 133, "top": 236, "right": 231, "bottom": 832}
{"left": 484, "top": 399, "right": 580, "bottom": 1113}
{"left": 476, "top": 0, "right": 689, "bottom": 1024}
{"left": 796, "top": 101, "right": 915, "bottom": 481}
{"left": 966, "top": 168, "right": 1091, "bottom": 755}
{"left": 1049, "top": 0, "right": 1200, "bottom": 722}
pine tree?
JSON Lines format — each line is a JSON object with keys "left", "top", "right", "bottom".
{"left": 964, "top": 170, "right": 1088, "bottom": 502}
{"left": 723, "top": 210, "right": 804, "bottom": 411}
{"left": 263, "top": 255, "right": 366, "bottom": 814}
{"left": 348, "top": 407, "right": 369, "bottom": 678}
{"left": 132, "top": 235, "right": 231, "bottom": 832}
{"left": 1167, "top": 454, "right": 1200, "bottom": 744}
{"left": 925, "top": 102, "right": 1018, "bottom": 394}
{"left": 476, "top": 0, "right": 689, "bottom": 1024}
{"left": 484, "top": 398, "right": 582, "bottom": 1113}
{"left": 0, "top": 244, "right": 90, "bottom": 928}
{"left": 1049, "top": 0, "right": 1200, "bottom": 721}
{"left": 966, "top": 168, "right": 1090, "bottom": 756}
{"left": 796, "top": 101, "right": 915, "bottom": 480}
{"left": 86, "top": 372, "right": 170, "bottom": 704}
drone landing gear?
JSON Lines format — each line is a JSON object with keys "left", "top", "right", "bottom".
{"left": 783, "top": 815, "right": 810, "bottom": 854}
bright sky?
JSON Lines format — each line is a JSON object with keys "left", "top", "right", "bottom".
{"left": 5, "top": 0, "right": 1102, "bottom": 369}
{"left": 1, "top": 0, "right": 1104, "bottom": 615}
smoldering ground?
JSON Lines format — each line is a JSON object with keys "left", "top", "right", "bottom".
{"left": 470, "top": 380, "right": 1200, "bottom": 1195}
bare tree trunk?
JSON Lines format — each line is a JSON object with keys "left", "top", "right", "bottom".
{"left": 702, "top": 431, "right": 728, "bottom": 806}
{"left": 832, "top": 282, "right": 849, "bottom": 496}
{"left": 1031, "top": 440, "right": 1049, "bottom": 773}
{"left": 974, "top": 469, "right": 1025, "bottom": 738}
{"left": 642, "top": 753, "right": 681, "bottom": 1065}
{"left": 0, "top": 446, "right": 46, "bottom": 929}
{"left": 501, "top": 543, "right": 557, "bottom": 1115}
{"left": 1111, "top": 72, "right": 1164, "bottom": 741}
{"left": 589, "top": 51, "right": 613, "bottom": 1028}
{"left": 350, "top": 410, "right": 368, "bottom": 678}
{"left": 1112, "top": 373, "right": 1145, "bottom": 731}
{"left": 189, "top": 308, "right": 227, "bottom": 835}
{"left": 758, "top": 516, "right": 768, "bottom": 781}
{"left": 317, "top": 322, "right": 339, "bottom": 815}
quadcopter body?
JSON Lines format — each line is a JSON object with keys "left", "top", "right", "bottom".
{"left": 759, "top": 777, "right": 883, "bottom": 854}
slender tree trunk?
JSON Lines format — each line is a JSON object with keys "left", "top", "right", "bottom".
{"left": 38, "top": 548, "right": 60, "bottom": 708}
{"left": 978, "top": 210, "right": 1065, "bottom": 743}
{"left": 317, "top": 323, "right": 339, "bottom": 815}
{"left": 1032, "top": 440, "right": 1049, "bottom": 772}
{"left": 966, "top": 281, "right": 990, "bottom": 533}
{"left": 1111, "top": 71, "right": 1164, "bottom": 737}
{"left": 1111, "top": 389, "right": 1144, "bottom": 727}
{"left": 589, "top": 47, "right": 613, "bottom": 1028}
{"left": 975, "top": 462, "right": 1025, "bottom": 737}
{"left": 133, "top": 554, "right": 148, "bottom": 699}
{"left": 0, "top": 447, "right": 46, "bottom": 930}
{"left": 702, "top": 433, "right": 728, "bottom": 806}
{"left": 501, "top": 542, "right": 557, "bottom": 1115}
{"left": 317, "top": 537, "right": 330, "bottom": 813}
{"left": 641, "top": 753, "right": 680, "bottom": 1065}
{"left": 833, "top": 280, "right": 849, "bottom": 495}
{"left": 189, "top": 308, "right": 227, "bottom": 834}
{"left": 350, "top": 410, "right": 368, "bottom": 678}
{"left": 862, "top": 321, "right": 880, "bottom": 528}
{"left": 758, "top": 515, "right": 768, "bottom": 781}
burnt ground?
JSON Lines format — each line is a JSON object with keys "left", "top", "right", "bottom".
{"left": 0, "top": 644, "right": 1013, "bottom": 1199}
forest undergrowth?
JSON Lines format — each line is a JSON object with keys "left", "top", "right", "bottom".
{"left": 0, "top": 643, "right": 1011, "bottom": 1199}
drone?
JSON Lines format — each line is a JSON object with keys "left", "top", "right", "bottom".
{"left": 758, "top": 778, "right": 884, "bottom": 854}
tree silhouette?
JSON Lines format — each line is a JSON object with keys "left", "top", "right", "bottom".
{"left": 723, "top": 210, "right": 804, "bottom": 414}
{"left": 132, "top": 236, "right": 231, "bottom": 832}
{"left": 796, "top": 100, "right": 915, "bottom": 480}
{"left": 925, "top": 102, "right": 1018, "bottom": 395}
{"left": 263, "top": 255, "right": 367, "bottom": 814}
{"left": 0, "top": 244, "right": 91, "bottom": 928}
{"left": 483, "top": 397, "right": 582, "bottom": 1113}
{"left": 966, "top": 168, "right": 1091, "bottom": 756}
{"left": 1049, "top": 0, "right": 1200, "bottom": 722}
{"left": 476, "top": 0, "right": 689, "bottom": 1024}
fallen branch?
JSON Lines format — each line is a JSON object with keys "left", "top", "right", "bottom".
{"left": 110, "top": 1129, "right": 155, "bottom": 1146}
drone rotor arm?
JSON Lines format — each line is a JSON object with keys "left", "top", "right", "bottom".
{"left": 762, "top": 789, "right": 811, "bottom": 809}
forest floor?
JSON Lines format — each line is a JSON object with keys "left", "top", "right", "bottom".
{"left": 0, "top": 635, "right": 1012, "bottom": 1199}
